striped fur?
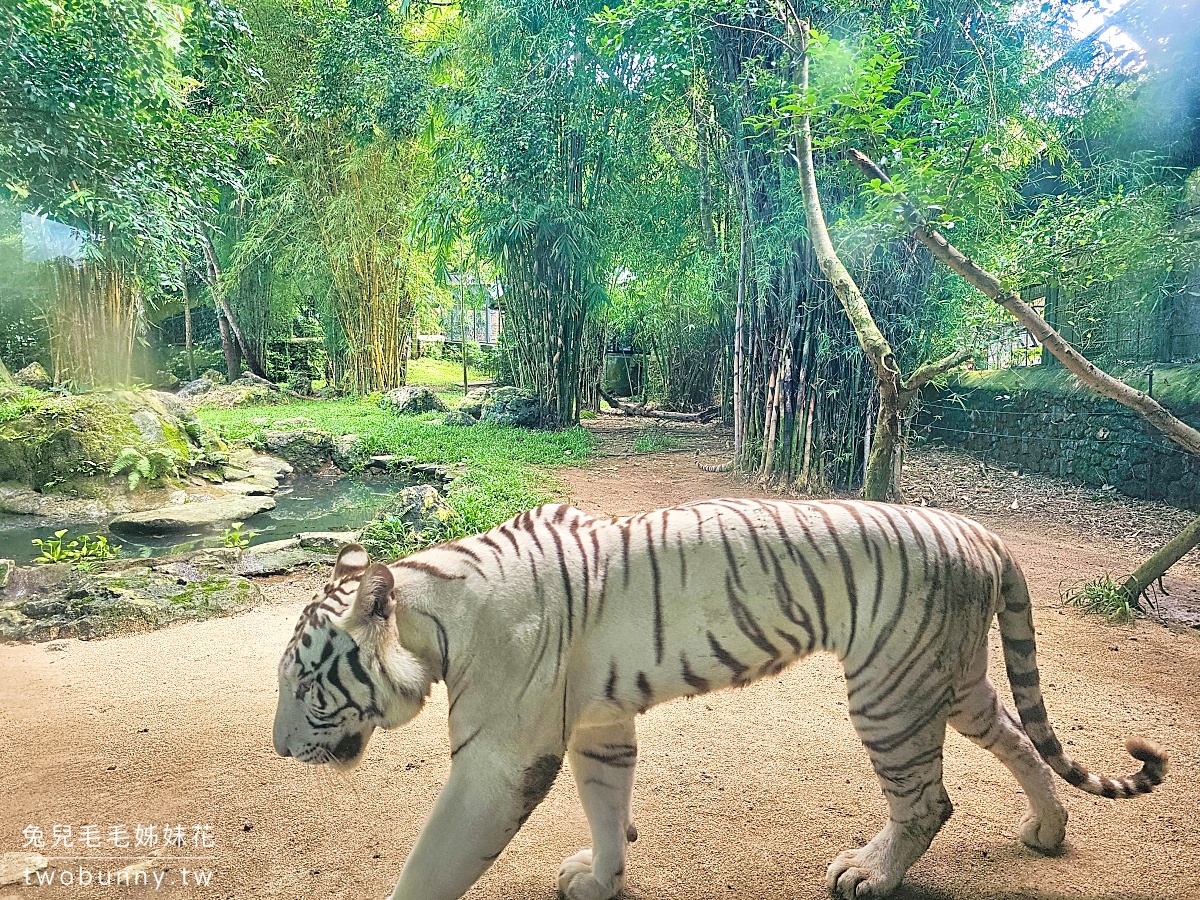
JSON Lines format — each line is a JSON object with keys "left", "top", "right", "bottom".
{"left": 273, "top": 499, "right": 1167, "bottom": 900}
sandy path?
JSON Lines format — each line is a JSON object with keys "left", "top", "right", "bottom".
{"left": 2, "top": 449, "right": 1199, "bottom": 899}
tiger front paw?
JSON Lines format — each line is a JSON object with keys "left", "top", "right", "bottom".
{"left": 557, "top": 849, "right": 622, "bottom": 900}
{"left": 826, "top": 843, "right": 904, "bottom": 899}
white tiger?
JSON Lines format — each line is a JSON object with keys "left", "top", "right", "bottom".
{"left": 272, "top": 498, "right": 1167, "bottom": 900}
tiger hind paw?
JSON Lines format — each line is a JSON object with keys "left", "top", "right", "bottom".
{"left": 1019, "top": 804, "right": 1068, "bottom": 853}
{"left": 557, "top": 849, "right": 621, "bottom": 900}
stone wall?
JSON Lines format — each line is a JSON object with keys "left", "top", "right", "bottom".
{"left": 916, "top": 379, "right": 1200, "bottom": 511}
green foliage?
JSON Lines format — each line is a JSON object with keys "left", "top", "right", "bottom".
{"left": 359, "top": 499, "right": 466, "bottom": 559}
{"left": 0, "top": 0, "right": 262, "bottom": 262}
{"left": 32, "top": 530, "right": 121, "bottom": 565}
{"left": 110, "top": 447, "right": 180, "bottom": 490}
{"left": 0, "top": 385, "right": 42, "bottom": 423}
{"left": 222, "top": 521, "right": 257, "bottom": 550}
{"left": 1062, "top": 574, "right": 1138, "bottom": 624}
{"left": 197, "top": 398, "right": 594, "bottom": 533}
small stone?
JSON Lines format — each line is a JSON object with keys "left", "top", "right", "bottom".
{"left": 13, "top": 362, "right": 52, "bottom": 390}
{"left": 443, "top": 409, "right": 478, "bottom": 427}
{"left": 297, "top": 531, "right": 359, "bottom": 553}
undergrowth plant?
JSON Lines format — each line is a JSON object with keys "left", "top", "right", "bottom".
{"left": 1061, "top": 574, "right": 1138, "bottom": 623}
{"left": 359, "top": 493, "right": 469, "bottom": 559}
{"left": 110, "top": 447, "right": 180, "bottom": 490}
{"left": 631, "top": 425, "right": 679, "bottom": 454}
{"left": 223, "top": 522, "right": 257, "bottom": 550}
{"left": 32, "top": 531, "right": 122, "bottom": 566}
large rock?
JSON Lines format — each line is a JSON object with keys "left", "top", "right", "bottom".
{"left": 479, "top": 386, "right": 545, "bottom": 428}
{"left": 176, "top": 376, "right": 215, "bottom": 400}
{"left": 443, "top": 409, "right": 477, "bottom": 427}
{"left": 380, "top": 386, "right": 449, "bottom": 415}
{"left": 184, "top": 373, "right": 289, "bottom": 409}
{"left": 261, "top": 428, "right": 332, "bottom": 473}
{"left": 13, "top": 362, "right": 52, "bottom": 390}
{"left": 109, "top": 495, "right": 276, "bottom": 534}
{"left": 332, "top": 433, "right": 369, "bottom": 471}
{"left": 458, "top": 388, "right": 490, "bottom": 419}
{"left": 0, "top": 390, "right": 211, "bottom": 493}
{"left": 0, "top": 564, "right": 262, "bottom": 642}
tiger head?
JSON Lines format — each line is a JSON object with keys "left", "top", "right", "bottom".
{"left": 272, "top": 544, "right": 433, "bottom": 770}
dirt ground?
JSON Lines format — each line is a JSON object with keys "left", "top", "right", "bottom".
{"left": 2, "top": 423, "right": 1199, "bottom": 899}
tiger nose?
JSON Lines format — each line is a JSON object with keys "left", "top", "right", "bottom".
{"left": 272, "top": 717, "right": 292, "bottom": 757}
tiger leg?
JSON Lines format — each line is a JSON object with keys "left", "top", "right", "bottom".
{"left": 828, "top": 703, "right": 954, "bottom": 899}
{"left": 559, "top": 719, "right": 638, "bottom": 900}
{"left": 949, "top": 655, "right": 1067, "bottom": 852}
{"left": 390, "top": 744, "right": 563, "bottom": 900}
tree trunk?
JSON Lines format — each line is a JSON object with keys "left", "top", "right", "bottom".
{"left": 732, "top": 224, "right": 746, "bottom": 461}
{"left": 217, "top": 310, "right": 240, "bottom": 382}
{"left": 1121, "top": 515, "right": 1200, "bottom": 606}
{"left": 460, "top": 280, "right": 469, "bottom": 396}
{"left": 197, "top": 228, "right": 266, "bottom": 380}
{"left": 791, "top": 23, "right": 903, "bottom": 499}
{"left": 183, "top": 280, "right": 197, "bottom": 381}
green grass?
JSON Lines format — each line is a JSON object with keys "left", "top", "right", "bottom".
{"left": 196, "top": 399, "right": 595, "bottom": 534}
{"left": 0, "top": 385, "right": 44, "bottom": 423}
{"left": 631, "top": 425, "right": 680, "bottom": 453}
{"left": 406, "top": 356, "right": 489, "bottom": 387}
{"left": 1061, "top": 574, "right": 1138, "bottom": 623}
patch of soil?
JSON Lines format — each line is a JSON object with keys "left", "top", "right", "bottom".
{"left": 1, "top": 432, "right": 1198, "bottom": 900}
{"left": 902, "top": 445, "right": 1200, "bottom": 579}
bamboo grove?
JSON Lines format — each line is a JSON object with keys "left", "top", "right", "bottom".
{"left": 3, "top": 0, "right": 1197, "bottom": 494}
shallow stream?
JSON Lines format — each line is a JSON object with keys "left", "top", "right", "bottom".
{"left": 0, "top": 475, "right": 399, "bottom": 564}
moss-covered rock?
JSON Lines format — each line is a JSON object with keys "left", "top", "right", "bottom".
{"left": 332, "top": 433, "right": 369, "bottom": 471}
{"left": 184, "top": 373, "right": 290, "bottom": 409}
{"left": 13, "top": 362, "right": 52, "bottom": 390}
{"left": 262, "top": 428, "right": 332, "bottom": 473}
{"left": 479, "top": 386, "right": 545, "bottom": 428}
{"left": 0, "top": 564, "right": 262, "bottom": 642}
{"left": 380, "top": 386, "right": 449, "bottom": 415}
{"left": 0, "top": 390, "right": 209, "bottom": 493}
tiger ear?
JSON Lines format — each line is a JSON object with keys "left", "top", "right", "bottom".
{"left": 332, "top": 543, "right": 370, "bottom": 582}
{"left": 351, "top": 563, "right": 395, "bottom": 622}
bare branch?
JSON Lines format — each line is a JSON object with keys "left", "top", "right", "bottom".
{"left": 899, "top": 349, "right": 971, "bottom": 406}
{"left": 847, "top": 148, "right": 1200, "bottom": 457}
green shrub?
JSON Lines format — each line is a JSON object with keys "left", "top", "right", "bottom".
{"left": 632, "top": 425, "right": 679, "bottom": 453}
{"left": 1062, "top": 574, "right": 1138, "bottom": 623}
